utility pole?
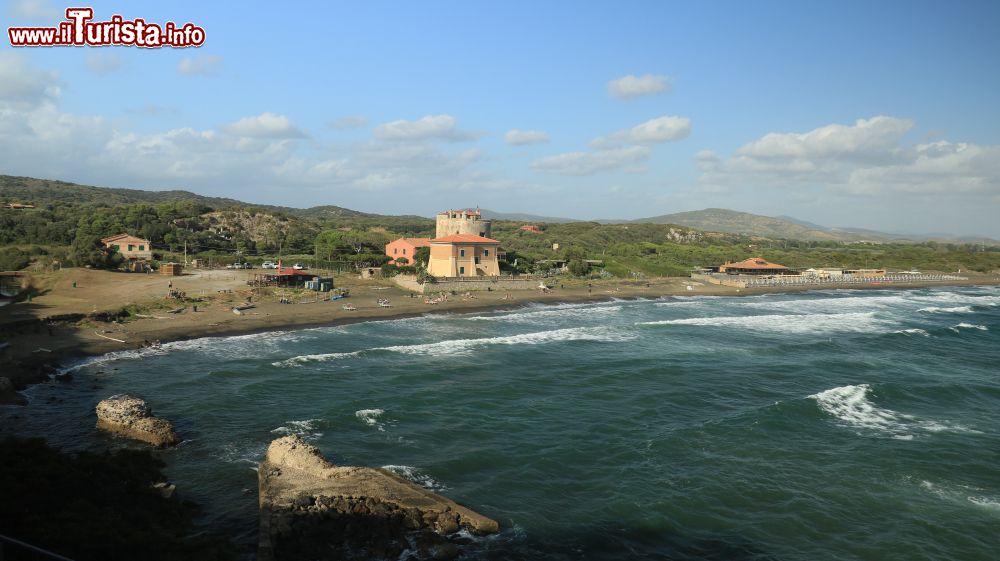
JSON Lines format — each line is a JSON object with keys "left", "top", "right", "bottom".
{"left": 184, "top": 240, "right": 188, "bottom": 265}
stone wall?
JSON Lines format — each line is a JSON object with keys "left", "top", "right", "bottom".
{"left": 393, "top": 275, "right": 542, "bottom": 293}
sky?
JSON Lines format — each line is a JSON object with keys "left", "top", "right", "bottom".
{"left": 1, "top": 0, "right": 999, "bottom": 236}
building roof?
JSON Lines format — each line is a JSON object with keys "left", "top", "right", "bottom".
{"left": 391, "top": 237, "right": 431, "bottom": 246}
{"left": 101, "top": 233, "right": 149, "bottom": 244}
{"left": 721, "top": 257, "right": 788, "bottom": 270}
{"left": 430, "top": 233, "right": 500, "bottom": 244}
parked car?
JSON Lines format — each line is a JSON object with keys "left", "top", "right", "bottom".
{"left": 261, "top": 261, "right": 276, "bottom": 269}
{"left": 242, "top": 262, "right": 254, "bottom": 269}
{"left": 292, "top": 263, "right": 306, "bottom": 270}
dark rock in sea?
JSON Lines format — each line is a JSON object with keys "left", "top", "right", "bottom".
{"left": 0, "top": 376, "right": 27, "bottom": 406}
{"left": 258, "top": 434, "right": 498, "bottom": 561}
{"left": 95, "top": 394, "right": 180, "bottom": 447}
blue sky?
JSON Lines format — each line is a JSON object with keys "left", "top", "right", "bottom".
{"left": 2, "top": 0, "right": 999, "bottom": 236}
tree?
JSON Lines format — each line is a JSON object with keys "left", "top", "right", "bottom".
{"left": 413, "top": 246, "right": 430, "bottom": 268}
{"left": 567, "top": 259, "right": 591, "bottom": 277}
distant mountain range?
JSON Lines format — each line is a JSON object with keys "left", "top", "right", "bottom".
{"left": 483, "top": 207, "right": 997, "bottom": 245}
{"left": 2, "top": 175, "right": 994, "bottom": 245}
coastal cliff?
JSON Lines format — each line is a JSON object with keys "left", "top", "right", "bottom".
{"left": 95, "top": 394, "right": 180, "bottom": 447}
{"left": 258, "top": 435, "right": 498, "bottom": 561}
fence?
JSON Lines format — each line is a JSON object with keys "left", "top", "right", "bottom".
{"left": 693, "top": 272, "right": 967, "bottom": 289}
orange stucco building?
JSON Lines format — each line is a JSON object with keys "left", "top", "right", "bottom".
{"left": 426, "top": 234, "right": 501, "bottom": 278}
{"left": 101, "top": 233, "right": 152, "bottom": 260}
{"left": 385, "top": 237, "right": 431, "bottom": 265}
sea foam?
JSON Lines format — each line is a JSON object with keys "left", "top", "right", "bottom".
{"left": 382, "top": 465, "right": 447, "bottom": 490}
{"left": 809, "top": 384, "right": 978, "bottom": 438}
{"left": 640, "top": 311, "right": 885, "bottom": 334}
{"left": 355, "top": 408, "right": 386, "bottom": 431}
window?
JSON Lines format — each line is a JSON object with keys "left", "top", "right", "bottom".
{"left": 128, "top": 244, "right": 134, "bottom": 251}
{"left": 403, "top": 248, "right": 406, "bottom": 255}
{"left": 475, "top": 256, "right": 481, "bottom": 264}
{"left": 113, "top": 245, "right": 120, "bottom": 251}
{"left": 484, "top": 249, "right": 489, "bottom": 257}
{"left": 394, "top": 248, "right": 397, "bottom": 254}
{"left": 460, "top": 249, "right": 465, "bottom": 257}
{"left": 139, "top": 245, "right": 145, "bottom": 251}
{"left": 459, "top": 266, "right": 465, "bottom": 275}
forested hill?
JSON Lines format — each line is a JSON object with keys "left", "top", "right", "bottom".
{"left": 0, "top": 175, "right": 377, "bottom": 219}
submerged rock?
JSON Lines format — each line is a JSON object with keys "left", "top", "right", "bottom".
{"left": 95, "top": 394, "right": 180, "bottom": 447}
{"left": 259, "top": 435, "right": 498, "bottom": 561}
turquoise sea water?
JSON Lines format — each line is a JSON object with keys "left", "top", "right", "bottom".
{"left": 4, "top": 286, "right": 1000, "bottom": 560}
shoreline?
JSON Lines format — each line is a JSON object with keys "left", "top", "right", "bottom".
{"left": 2, "top": 274, "right": 998, "bottom": 394}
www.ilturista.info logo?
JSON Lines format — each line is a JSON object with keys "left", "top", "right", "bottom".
{"left": 8, "top": 7, "right": 205, "bottom": 48}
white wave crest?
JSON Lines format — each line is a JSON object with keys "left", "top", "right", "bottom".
{"left": 741, "top": 294, "right": 909, "bottom": 313}
{"left": 356, "top": 408, "right": 386, "bottom": 431}
{"left": 464, "top": 305, "right": 621, "bottom": 323}
{"left": 271, "top": 351, "right": 364, "bottom": 367}
{"left": 894, "top": 328, "right": 930, "bottom": 337}
{"left": 381, "top": 327, "right": 634, "bottom": 357}
{"left": 271, "top": 418, "right": 324, "bottom": 441}
{"left": 640, "top": 312, "right": 885, "bottom": 334}
{"left": 382, "top": 465, "right": 447, "bottom": 491}
{"left": 950, "top": 323, "right": 989, "bottom": 332}
{"left": 809, "top": 384, "right": 979, "bottom": 437}
{"left": 917, "top": 306, "right": 974, "bottom": 314}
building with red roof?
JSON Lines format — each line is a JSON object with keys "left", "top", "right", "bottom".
{"left": 385, "top": 237, "right": 431, "bottom": 265}
{"left": 427, "top": 233, "right": 501, "bottom": 278}
{"left": 717, "top": 257, "right": 793, "bottom": 275}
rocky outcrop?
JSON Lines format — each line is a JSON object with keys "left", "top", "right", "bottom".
{"left": 95, "top": 395, "right": 180, "bottom": 447}
{"left": 0, "top": 376, "right": 26, "bottom": 406}
{"left": 259, "top": 435, "right": 499, "bottom": 561}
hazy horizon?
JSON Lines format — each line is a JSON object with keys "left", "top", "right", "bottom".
{"left": 1, "top": 1, "right": 998, "bottom": 236}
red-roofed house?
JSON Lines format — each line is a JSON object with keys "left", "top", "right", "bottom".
{"left": 385, "top": 237, "right": 431, "bottom": 265}
{"left": 101, "top": 233, "right": 152, "bottom": 260}
{"left": 717, "top": 257, "right": 792, "bottom": 275}
{"left": 427, "top": 234, "right": 501, "bottom": 278}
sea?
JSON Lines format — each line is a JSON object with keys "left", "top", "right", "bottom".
{"left": 3, "top": 285, "right": 999, "bottom": 560}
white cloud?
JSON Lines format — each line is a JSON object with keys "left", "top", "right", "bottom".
{"left": 532, "top": 146, "right": 650, "bottom": 175}
{"left": 0, "top": 53, "right": 61, "bottom": 105}
{"left": 85, "top": 52, "right": 125, "bottom": 74}
{"left": 373, "top": 114, "right": 481, "bottom": 142}
{"left": 607, "top": 74, "right": 671, "bottom": 99}
{"left": 504, "top": 129, "right": 550, "bottom": 145}
{"left": 6, "top": 0, "right": 58, "bottom": 19}
{"left": 736, "top": 116, "right": 912, "bottom": 161}
{"left": 699, "top": 116, "right": 1000, "bottom": 199}
{"left": 224, "top": 113, "right": 306, "bottom": 139}
{"left": 329, "top": 115, "right": 368, "bottom": 129}
{"left": 177, "top": 55, "right": 223, "bottom": 76}
{"left": 592, "top": 115, "right": 691, "bottom": 149}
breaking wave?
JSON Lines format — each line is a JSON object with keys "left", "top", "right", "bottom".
{"left": 271, "top": 418, "right": 324, "bottom": 441}
{"left": 917, "top": 306, "right": 974, "bottom": 314}
{"left": 893, "top": 328, "right": 930, "bottom": 337}
{"left": 356, "top": 408, "right": 386, "bottom": 431}
{"left": 276, "top": 327, "right": 634, "bottom": 365}
{"left": 809, "top": 384, "right": 979, "bottom": 438}
{"left": 640, "top": 312, "right": 885, "bottom": 334}
{"left": 382, "top": 465, "right": 448, "bottom": 491}
{"left": 950, "top": 323, "right": 989, "bottom": 332}
{"left": 464, "top": 305, "right": 622, "bottom": 323}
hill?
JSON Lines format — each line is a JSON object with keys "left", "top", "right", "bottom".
{"left": 478, "top": 209, "right": 578, "bottom": 224}
{"left": 630, "top": 208, "right": 897, "bottom": 242}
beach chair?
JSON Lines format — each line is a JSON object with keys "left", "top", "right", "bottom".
{"left": 342, "top": 304, "right": 357, "bottom": 311}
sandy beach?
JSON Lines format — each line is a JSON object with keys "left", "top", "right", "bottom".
{"left": 2, "top": 267, "right": 998, "bottom": 393}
